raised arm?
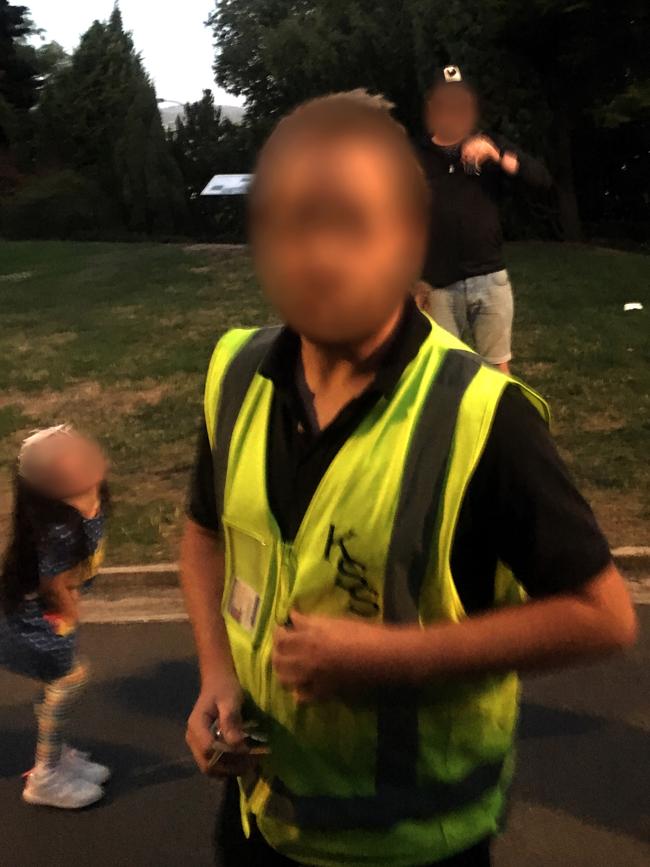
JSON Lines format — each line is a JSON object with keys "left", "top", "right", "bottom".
{"left": 496, "top": 134, "right": 553, "bottom": 188}
{"left": 461, "top": 133, "right": 553, "bottom": 188}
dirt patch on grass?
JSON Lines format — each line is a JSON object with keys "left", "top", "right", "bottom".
{"left": 4, "top": 330, "right": 78, "bottom": 356}
{"left": 45, "top": 331, "right": 78, "bottom": 346}
{"left": 113, "top": 471, "right": 184, "bottom": 505}
{"left": 580, "top": 411, "right": 627, "bottom": 433}
{"left": 0, "top": 379, "right": 174, "bottom": 420}
{"left": 586, "top": 488, "right": 649, "bottom": 547}
{"left": 520, "top": 360, "right": 557, "bottom": 376}
{"left": 110, "top": 304, "right": 145, "bottom": 319}
{"left": 156, "top": 312, "right": 190, "bottom": 327}
{"left": 0, "top": 271, "right": 33, "bottom": 282}
{"left": 183, "top": 243, "right": 247, "bottom": 254}
{"left": 552, "top": 408, "right": 628, "bottom": 436}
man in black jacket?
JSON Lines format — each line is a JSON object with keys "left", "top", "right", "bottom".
{"left": 416, "top": 66, "right": 552, "bottom": 371}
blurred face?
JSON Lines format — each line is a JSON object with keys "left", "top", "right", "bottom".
{"left": 31, "top": 434, "right": 107, "bottom": 501}
{"left": 425, "top": 85, "right": 478, "bottom": 143}
{"left": 251, "top": 135, "right": 427, "bottom": 346}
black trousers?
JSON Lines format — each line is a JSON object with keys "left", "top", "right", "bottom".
{"left": 215, "top": 779, "right": 492, "bottom": 867}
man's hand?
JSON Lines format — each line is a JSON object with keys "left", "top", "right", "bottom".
{"left": 181, "top": 519, "right": 258, "bottom": 776}
{"left": 273, "top": 610, "right": 392, "bottom": 702}
{"left": 186, "top": 677, "right": 251, "bottom": 776}
{"left": 461, "top": 134, "right": 500, "bottom": 170}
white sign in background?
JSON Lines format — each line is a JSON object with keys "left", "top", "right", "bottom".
{"left": 200, "top": 174, "right": 254, "bottom": 196}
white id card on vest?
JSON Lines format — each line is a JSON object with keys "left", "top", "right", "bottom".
{"left": 227, "top": 578, "right": 261, "bottom": 633}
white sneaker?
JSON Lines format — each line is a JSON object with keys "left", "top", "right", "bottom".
{"left": 60, "top": 745, "right": 111, "bottom": 785}
{"left": 23, "top": 764, "right": 104, "bottom": 809}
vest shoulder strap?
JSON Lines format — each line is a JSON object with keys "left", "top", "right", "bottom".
{"left": 204, "top": 326, "right": 282, "bottom": 522}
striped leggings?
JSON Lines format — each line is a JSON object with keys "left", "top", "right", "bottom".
{"left": 34, "top": 660, "right": 89, "bottom": 768}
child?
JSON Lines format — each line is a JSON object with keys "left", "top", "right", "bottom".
{"left": 0, "top": 425, "right": 111, "bottom": 808}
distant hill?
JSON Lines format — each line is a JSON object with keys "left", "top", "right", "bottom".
{"left": 159, "top": 104, "right": 245, "bottom": 130}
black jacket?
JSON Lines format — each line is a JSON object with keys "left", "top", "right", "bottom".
{"left": 417, "top": 133, "right": 552, "bottom": 287}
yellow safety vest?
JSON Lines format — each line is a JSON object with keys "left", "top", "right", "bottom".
{"left": 203, "top": 316, "right": 549, "bottom": 867}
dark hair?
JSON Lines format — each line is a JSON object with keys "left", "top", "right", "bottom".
{"left": 0, "top": 470, "right": 110, "bottom": 614}
{"left": 249, "top": 89, "right": 431, "bottom": 225}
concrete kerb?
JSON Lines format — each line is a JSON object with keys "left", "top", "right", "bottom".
{"left": 86, "top": 550, "right": 650, "bottom": 621}
{"left": 97, "top": 547, "right": 650, "bottom": 594}
{"left": 97, "top": 564, "right": 180, "bottom": 591}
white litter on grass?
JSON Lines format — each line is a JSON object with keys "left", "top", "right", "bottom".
{"left": 0, "top": 271, "right": 33, "bottom": 282}
{"left": 623, "top": 302, "right": 643, "bottom": 311}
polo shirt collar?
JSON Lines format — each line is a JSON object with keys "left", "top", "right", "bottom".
{"left": 259, "top": 295, "right": 431, "bottom": 399}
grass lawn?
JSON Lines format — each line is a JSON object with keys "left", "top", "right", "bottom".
{"left": 0, "top": 239, "right": 648, "bottom": 564}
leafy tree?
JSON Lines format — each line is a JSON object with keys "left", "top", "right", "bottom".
{"left": 490, "top": 0, "right": 649, "bottom": 238}
{"left": 115, "top": 77, "right": 188, "bottom": 233}
{"left": 0, "top": 168, "right": 117, "bottom": 239}
{"left": 208, "top": 0, "right": 649, "bottom": 240}
{"left": 30, "top": 4, "right": 187, "bottom": 234}
{"left": 0, "top": 2, "right": 39, "bottom": 113}
{"left": 0, "top": 1, "right": 48, "bottom": 196}
{"left": 0, "top": 1, "right": 41, "bottom": 156}
{"left": 209, "top": 1, "right": 422, "bottom": 138}
{"left": 169, "top": 88, "right": 253, "bottom": 240}
{"left": 170, "top": 89, "right": 252, "bottom": 192}
{"left": 33, "top": 40, "right": 69, "bottom": 79}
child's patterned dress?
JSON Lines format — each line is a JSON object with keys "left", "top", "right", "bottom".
{"left": 0, "top": 510, "right": 105, "bottom": 682}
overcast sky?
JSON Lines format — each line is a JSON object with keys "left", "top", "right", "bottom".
{"left": 26, "top": 0, "right": 243, "bottom": 106}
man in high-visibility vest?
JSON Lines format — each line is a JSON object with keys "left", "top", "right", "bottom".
{"left": 181, "top": 90, "right": 636, "bottom": 867}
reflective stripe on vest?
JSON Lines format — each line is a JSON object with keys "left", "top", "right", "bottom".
{"left": 263, "top": 758, "right": 505, "bottom": 830}
{"left": 377, "top": 349, "right": 482, "bottom": 807}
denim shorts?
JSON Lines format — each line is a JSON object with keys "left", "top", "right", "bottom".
{"left": 425, "top": 270, "right": 514, "bottom": 365}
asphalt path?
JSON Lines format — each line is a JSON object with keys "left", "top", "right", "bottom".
{"left": 1, "top": 611, "right": 648, "bottom": 866}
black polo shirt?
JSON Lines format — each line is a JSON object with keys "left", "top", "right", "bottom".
{"left": 188, "top": 301, "right": 610, "bottom": 614}
{"left": 416, "top": 133, "right": 553, "bottom": 287}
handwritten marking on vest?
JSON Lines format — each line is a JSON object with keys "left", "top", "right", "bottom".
{"left": 324, "top": 525, "right": 380, "bottom": 618}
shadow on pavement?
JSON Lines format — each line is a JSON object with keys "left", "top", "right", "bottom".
{"left": 516, "top": 701, "right": 650, "bottom": 842}
{"left": 0, "top": 727, "right": 37, "bottom": 778}
{"left": 109, "top": 658, "right": 199, "bottom": 721}
{"left": 102, "top": 753, "right": 199, "bottom": 802}
{"left": 0, "top": 722, "right": 198, "bottom": 805}
{"left": 519, "top": 701, "right": 606, "bottom": 738}
{"left": 0, "top": 657, "right": 200, "bottom": 800}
